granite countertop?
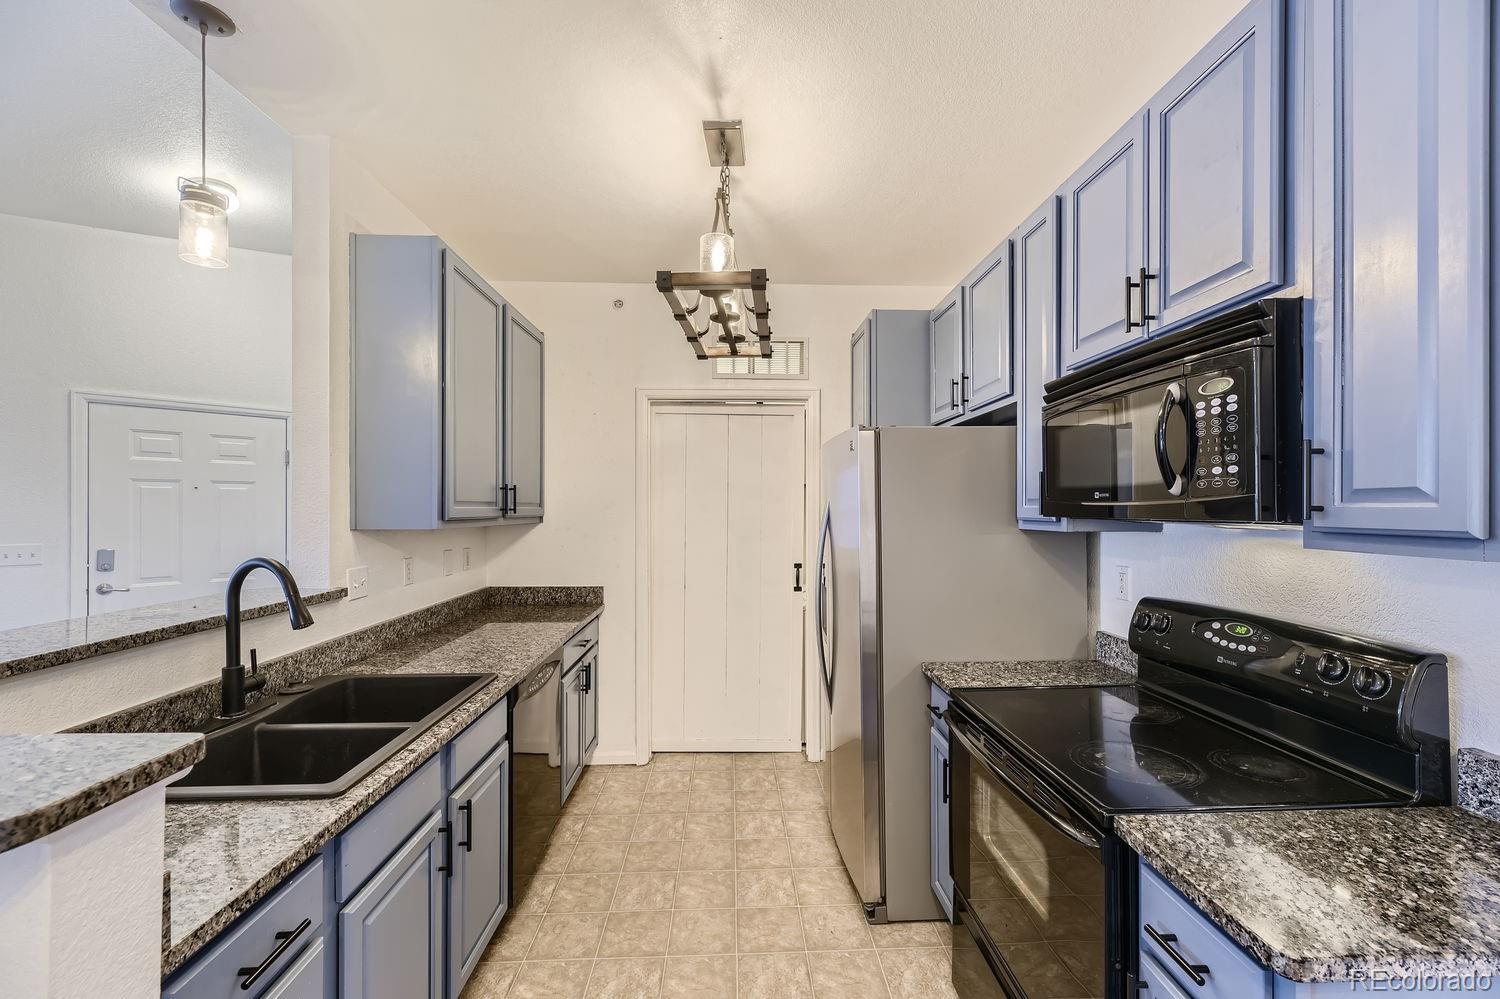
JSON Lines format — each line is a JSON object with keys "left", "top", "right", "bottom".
{"left": 1117, "top": 806, "right": 1500, "bottom": 982}
{"left": 161, "top": 600, "right": 601, "bottom": 975}
{"left": 923, "top": 658, "right": 1135, "bottom": 692}
{"left": 0, "top": 733, "right": 204, "bottom": 853}
{"left": 0, "top": 585, "right": 347, "bottom": 680}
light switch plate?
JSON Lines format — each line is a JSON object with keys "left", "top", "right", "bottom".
{"left": 402, "top": 555, "right": 415, "bottom": 586}
{"left": 0, "top": 545, "right": 44, "bottom": 567}
{"left": 462, "top": 547, "right": 472, "bottom": 572}
{"left": 346, "top": 565, "right": 369, "bottom": 600}
{"left": 442, "top": 549, "right": 455, "bottom": 576}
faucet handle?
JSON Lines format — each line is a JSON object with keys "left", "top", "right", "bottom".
{"left": 249, "top": 648, "right": 259, "bottom": 674}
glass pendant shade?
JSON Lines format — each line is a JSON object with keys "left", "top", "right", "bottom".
{"left": 178, "top": 183, "right": 229, "bottom": 269}
{"left": 699, "top": 230, "right": 735, "bottom": 272}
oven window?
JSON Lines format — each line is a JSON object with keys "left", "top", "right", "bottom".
{"left": 1045, "top": 375, "right": 1191, "bottom": 507}
{"left": 966, "top": 763, "right": 1106, "bottom": 998}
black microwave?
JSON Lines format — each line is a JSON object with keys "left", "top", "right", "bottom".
{"left": 1040, "top": 298, "right": 1304, "bottom": 525}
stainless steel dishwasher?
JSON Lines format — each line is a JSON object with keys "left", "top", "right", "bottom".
{"left": 510, "top": 620, "right": 599, "bottom": 876}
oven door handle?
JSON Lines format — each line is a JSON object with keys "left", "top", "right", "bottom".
{"left": 1154, "top": 382, "right": 1187, "bottom": 497}
{"left": 947, "top": 715, "right": 1102, "bottom": 854}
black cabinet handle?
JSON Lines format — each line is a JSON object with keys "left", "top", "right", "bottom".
{"left": 1125, "top": 274, "right": 1142, "bottom": 331}
{"left": 793, "top": 562, "right": 804, "bottom": 592}
{"left": 941, "top": 758, "right": 951, "bottom": 804}
{"left": 1144, "top": 924, "right": 1210, "bottom": 986}
{"left": 950, "top": 378, "right": 959, "bottom": 409}
{"left": 580, "top": 662, "right": 592, "bottom": 694}
{"left": 1303, "top": 440, "right": 1326, "bottom": 518}
{"left": 927, "top": 704, "right": 942, "bottom": 720}
{"left": 458, "top": 800, "right": 473, "bottom": 852}
{"left": 236, "top": 917, "right": 312, "bottom": 991}
{"left": 960, "top": 374, "right": 969, "bottom": 407}
{"left": 439, "top": 822, "right": 453, "bottom": 876}
{"left": 506, "top": 484, "right": 518, "bottom": 514}
{"left": 1138, "top": 267, "right": 1158, "bottom": 325}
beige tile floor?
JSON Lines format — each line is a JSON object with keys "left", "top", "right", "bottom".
{"left": 463, "top": 751, "right": 956, "bottom": 999}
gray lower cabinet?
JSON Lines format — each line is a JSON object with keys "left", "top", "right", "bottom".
{"left": 581, "top": 647, "right": 599, "bottom": 759}
{"left": 447, "top": 744, "right": 510, "bottom": 998}
{"left": 851, "top": 310, "right": 929, "bottom": 428}
{"left": 503, "top": 307, "right": 545, "bottom": 520}
{"left": 928, "top": 722, "right": 953, "bottom": 921}
{"left": 561, "top": 659, "right": 585, "bottom": 798}
{"left": 1304, "top": 0, "right": 1492, "bottom": 558}
{"left": 340, "top": 811, "right": 446, "bottom": 999}
{"left": 351, "top": 235, "right": 545, "bottom": 529}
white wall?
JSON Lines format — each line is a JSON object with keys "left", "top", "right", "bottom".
{"left": 0, "top": 213, "right": 292, "bottom": 629}
{"left": 482, "top": 280, "right": 945, "bottom": 762}
{"left": 1095, "top": 527, "right": 1500, "bottom": 755}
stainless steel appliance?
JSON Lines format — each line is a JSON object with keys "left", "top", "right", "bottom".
{"left": 1041, "top": 298, "right": 1304, "bottom": 525}
{"left": 946, "top": 598, "right": 1450, "bottom": 998}
{"left": 816, "top": 426, "right": 1089, "bottom": 922}
{"left": 511, "top": 620, "right": 598, "bottom": 876}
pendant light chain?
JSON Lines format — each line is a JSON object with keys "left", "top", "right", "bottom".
{"left": 711, "top": 133, "right": 734, "bottom": 238}
{"left": 199, "top": 20, "right": 208, "bottom": 185}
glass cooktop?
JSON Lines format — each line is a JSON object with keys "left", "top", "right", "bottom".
{"left": 952, "top": 684, "right": 1406, "bottom": 815}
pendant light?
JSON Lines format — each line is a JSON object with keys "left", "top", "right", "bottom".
{"left": 170, "top": 0, "right": 237, "bottom": 269}
{"left": 657, "top": 121, "right": 774, "bottom": 360}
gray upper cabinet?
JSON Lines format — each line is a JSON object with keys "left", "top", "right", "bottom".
{"left": 351, "top": 235, "right": 545, "bottom": 529}
{"left": 1060, "top": 113, "right": 1150, "bottom": 372}
{"left": 1013, "top": 198, "right": 1062, "bottom": 529}
{"left": 1304, "top": 0, "right": 1491, "bottom": 552}
{"left": 444, "top": 255, "right": 505, "bottom": 521}
{"left": 1147, "top": 0, "right": 1284, "bottom": 332}
{"left": 503, "top": 307, "right": 545, "bottom": 519}
{"left": 963, "top": 241, "right": 1015, "bottom": 413}
{"left": 929, "top": 288, "right": 965, "bottom": 423}
{"left": 851, "top": 310, "right": 929, "bottom": 428}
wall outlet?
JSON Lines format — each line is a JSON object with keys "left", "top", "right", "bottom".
{"left": 0, "top": 545, "right": 43, "bottom": 566}
{"left": 1113, "top": 564, "right": 1132, "bottom": 603}
{"left": 442, "top": 548, "right": 455, "bottom": 576}
{"left": 462, "top": 547, "right": 472, "bottom": 572}
{"left": 402, "top": 555, "right": 415, "bottom": 586}
{"left": 346, "top": 565, "right": 370, "bottom": 601}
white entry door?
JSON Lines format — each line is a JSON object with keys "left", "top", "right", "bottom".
{"left": 86, "top": 401, "right": 288, "bottom": 615}
{"left": 649, "top": 404, "right": 806, "bottom": 752}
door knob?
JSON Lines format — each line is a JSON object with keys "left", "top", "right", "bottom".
{"left": 95, "top": 583, "right": 132, "bottom": 594}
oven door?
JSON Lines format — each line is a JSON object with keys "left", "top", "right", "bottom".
{"left": 947, "top": 711, "right": 1115, "bottom": 999}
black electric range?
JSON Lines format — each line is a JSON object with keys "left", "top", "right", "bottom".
{"left": 945, "top": 599, "right": 1450, "bottom": 999}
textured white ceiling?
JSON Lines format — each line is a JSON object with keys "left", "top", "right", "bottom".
{"left": 125, "top": 0, "right": 1244, "bottom": 284}
{"left": 0, "top": 0, "right": 291, "bottom": 254}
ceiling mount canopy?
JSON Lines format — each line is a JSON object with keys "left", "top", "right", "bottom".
{"left": 657, "top": 120, "right": 773, "bottom": 360}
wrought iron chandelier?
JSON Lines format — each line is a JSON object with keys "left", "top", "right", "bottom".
{"left": 657, "top": 120, "right": 773, "bottom": 359}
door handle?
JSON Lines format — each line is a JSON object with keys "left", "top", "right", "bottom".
{"left": 1125, "top": 274, "right": 1143, "bottom": 331}
{"left": 457, "top": 799, "right": 473, "bottom": 852}
{"left": 941, "top": 758, "right": 950, "bottom": 804}
{"left": 815, "top": 505, "right": 834, "bottom": 702}
{"left": 793, "top": 562, "right": 803, "bottom": 592}
{"left": 1303, "top": 440, "right": 1326, "bottom": 519}
{"left": 95, "top": 583, "right": 132, "bottom": 594}
{"left": 960, "top": 374, "right": 969, "bottom": 407}
{"left": 1144, "top": 925, "right": 1211, "bottom": 986}
{"left": 509, "top": 484, "right": 518, "bottom": 513}
{"left": 1138, "top": 267, "right": 1158, "bottom": 326}
{"left": 1154, "top": 382, "right": 1187, "bottom": 497}
{"left": 236, "top": 918, "right": 312, "bottom": 991}
{"left": 949, "top": 378, "right": 959, "bottom": 410}
{"left": 438, "top": 822, "right": 453, "bottom": 876}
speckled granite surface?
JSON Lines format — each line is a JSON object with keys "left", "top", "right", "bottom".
{"left": 0, "top": 733, "right": 204, "bottom": 853}
{"left": 1117, "top": 807, "right": 1500, "bottom": 982}
{"left": 922, "top": 632, "right": 1137, "bottom": 693}
{"left": 160, "top": 599, "right": 602, "bottom": 976}
{"left": 1458, "top": 748, "right": 1500, "bottom": 822}
{"left": 0, "top": 586, "right": 346, "bottom": 680}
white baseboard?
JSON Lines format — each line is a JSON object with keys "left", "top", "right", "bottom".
{"left": 586, "top": 749, "right": 650, "bottom": 767}
{"left": 649, "top": 740, "right": 804, "bottom": 753}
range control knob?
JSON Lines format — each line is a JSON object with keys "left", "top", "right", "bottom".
{"left": 1316, "top": 653, "right": 1350, "bottom": 684}
{"left": 1132, "top": 610, "right": 1153, "bottom": 630}
{"left": 1352, "top": 666, "right": 1392, "bottom": 700}
{"left": 1150, "top": 612, "right": 1172, "bottom": 635}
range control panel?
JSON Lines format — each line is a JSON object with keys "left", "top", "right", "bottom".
{"left": 1186, "top": 370, "right": 1249, "bottom": 498}
{"left": 1127, "top": 598, "right": 1447, "bottom": 747}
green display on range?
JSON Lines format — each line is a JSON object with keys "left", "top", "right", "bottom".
{"left": 1225, "top": 623, "right": 1254, "bottom": 637}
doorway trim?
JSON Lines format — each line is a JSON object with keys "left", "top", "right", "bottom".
{"left": 67, "top": 390, "right": 292, "bottom": 618}
{"left": 634, "top": 387, "right": 823, "bottom": 766}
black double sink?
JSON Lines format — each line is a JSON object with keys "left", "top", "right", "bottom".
{"left": 167, "top": 673, "right": 493, "bottom": 800}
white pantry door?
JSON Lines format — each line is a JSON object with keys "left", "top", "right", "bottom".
{"left": 650, "top": 404, "right": 806, "bottom": 751}
{"left": 86, "top": 402, "right": 288, "bottom": 615}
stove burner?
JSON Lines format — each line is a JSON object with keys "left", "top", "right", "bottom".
{"left": 1130, "top": 702, "right": 1184, "bottom": 725}
{"left": 1067, "top": 741, "right": 1206, "bottom": 789}
{"left": 1207, "top": 750, "right": 1313, "bottom": 785}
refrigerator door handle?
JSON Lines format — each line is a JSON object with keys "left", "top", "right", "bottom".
{"left": 815, "top": 503, "right": 834, "bottom": 701}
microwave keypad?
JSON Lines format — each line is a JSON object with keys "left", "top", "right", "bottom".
{"left": 1191, "top": 382, "right": 1245, "bottom": 496}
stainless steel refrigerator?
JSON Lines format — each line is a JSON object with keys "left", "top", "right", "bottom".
{"left": 815, "top": 426, "right": 1089, "bottom": 922}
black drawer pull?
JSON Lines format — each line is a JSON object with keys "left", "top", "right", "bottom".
{"left": 237, "top": 917, "right": 312, "bottom": 990}
{"left": 458, "top": 799, "right": 473, "bottom": 852}
{"left": 927, "top": 703, "right": 943, "bottom": 720}
{"left": 1144, "top": 924, "right": 1211, "bottom": 986}
{"left": 941, "top": 758, "right": 950, "bottom": 804}
{"left": 439, "top": 822, "right": 453, "bottom": 875}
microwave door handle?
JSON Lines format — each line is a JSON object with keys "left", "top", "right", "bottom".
{"left": 1154, "top": 384, "right": 1179, "bottom": 495}
{"left": 948, "top": 716, "right": 1102, "bottom": 854}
